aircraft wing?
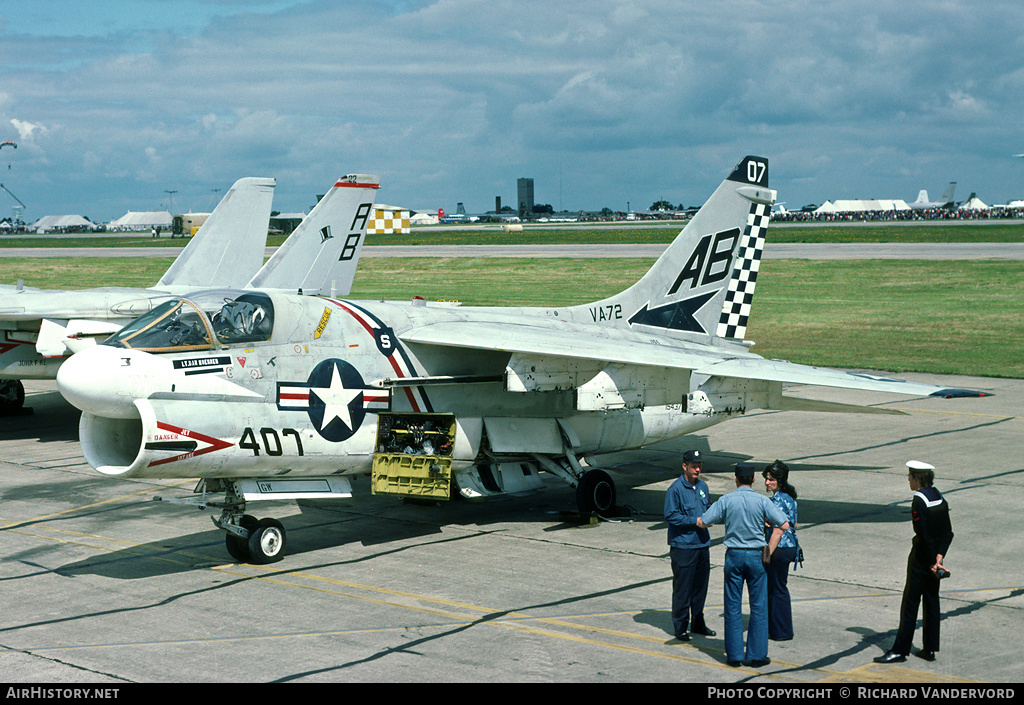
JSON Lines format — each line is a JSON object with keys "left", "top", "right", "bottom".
{"left": 401, "top": 319, "right": 725, "bottom": 371}
{"left": 694, "top": 357, "right": 987, "bottom": 398}
{"left": 400, "top": 319, "right": 989, "bottom": 399}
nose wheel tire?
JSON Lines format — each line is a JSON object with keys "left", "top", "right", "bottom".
{"left": 247, "top": 518, "right": 287, "bottom": 564}
{"left": 576, "top": 469, "right": 616, "bottom": 515}
{"left": 225, "top": 514, "right": 259, "bottom": 562}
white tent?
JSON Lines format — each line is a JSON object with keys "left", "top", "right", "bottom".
{"left": 31, "top": 215, "right": 94, "bottom": 232}
{"left": 409, "top": 211, "right": 439, "bottom": 225}
{"left": 815, "top": 199, "right": 910, "bottom": 213}
{"left": 960, "top": 196, "right": 989, "bottom": 210}
{"left": 109, "top": 211, "right": 173, "bottom": 231}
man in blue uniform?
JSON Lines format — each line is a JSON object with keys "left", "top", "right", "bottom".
{"left": 664, "top": 449, "right": 715, "bottom": 641}
{"left": 698, "top": 462, "right": 790, "bottom": 667}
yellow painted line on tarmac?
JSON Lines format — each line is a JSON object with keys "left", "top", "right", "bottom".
{"left": 0, "top": 479, "right": 193, "bottom": 527}
{"left": 824, "top": 662, "right": 978, "bottom": 683}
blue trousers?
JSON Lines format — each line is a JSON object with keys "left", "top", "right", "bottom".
{"left": 723, "top": 548, "right": 769, "bottom": 662}
{"left": 670, "top": 546, "right": 710, "bottom": 636}
{"left": 767, "top": 546, "right": 797, "bottom": 640}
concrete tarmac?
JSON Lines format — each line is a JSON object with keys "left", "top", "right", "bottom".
{"left": 1, "top": 375, "right": 1020, "bottom": 684}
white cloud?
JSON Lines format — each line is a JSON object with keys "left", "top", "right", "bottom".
{"left": 3, "top": 0, "right": 1024, "bottom": 217}
{"left": 10, "top": 118, "right": 46, "bottom": 142}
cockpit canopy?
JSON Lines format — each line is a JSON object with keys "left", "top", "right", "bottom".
{"left": 104, "top": 290, "right": 274, "bottom": 352}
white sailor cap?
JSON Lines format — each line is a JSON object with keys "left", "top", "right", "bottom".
{"left": 906, "top": 460, "right": 935, "bottom": 471}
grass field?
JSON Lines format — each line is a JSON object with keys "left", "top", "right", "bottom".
{"left": 3, "top": 220, "right": 1024, "bottom": 249}
{"left": 1, "top": 255, "right": 1020, "bottom": 378}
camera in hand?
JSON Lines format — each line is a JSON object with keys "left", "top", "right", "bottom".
{"left": 935, "top": 567, "right": 950, "bottom": 580}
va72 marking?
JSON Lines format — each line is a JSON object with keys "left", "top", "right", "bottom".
{"left": 590, "top": 303, "right": 622, "bottom": 322}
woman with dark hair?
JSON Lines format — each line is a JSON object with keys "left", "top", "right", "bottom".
{"left": 763, "top": 460, "right": 799, "bottom": 641}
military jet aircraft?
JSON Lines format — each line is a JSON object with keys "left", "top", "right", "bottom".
{"left": 909, "top": 182, "right": 957, "bottom": 210}
{"left": 2, "top": 173, "right": 377, "bottom": 414}
{"left": 56, "top": 157, "right": 986, "bottom": 564}
{"left": 0, "top": 176, "right": 276, "bottom": 413}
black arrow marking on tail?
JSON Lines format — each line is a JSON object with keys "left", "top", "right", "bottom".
{"left": 628, "top": 291, "right": 717, "bottom": 334}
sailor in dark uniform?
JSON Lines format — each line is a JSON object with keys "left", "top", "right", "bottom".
{"left": 875, "top": 461, "right": 954, "bottom": 663}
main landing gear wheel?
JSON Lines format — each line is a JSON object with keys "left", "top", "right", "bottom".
{"left": 0, "top": 379, "right": 25, "bottom": 414}
{"left": 225, "top": 514, "right": 259, "bottom": 562}
{"left": 247, "top": 518, "right": 287, "bottom": 564}
{"left": 576, "top": 469, "right": 617, "bottom": 515}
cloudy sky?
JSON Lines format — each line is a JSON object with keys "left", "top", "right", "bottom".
{"left": 1, "top": 0, "right": 1022, "bottom": 222}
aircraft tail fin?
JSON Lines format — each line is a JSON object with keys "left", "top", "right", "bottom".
{"left": 245, "top": 174, "right": 380, "bottom": 296}
{"left": 157, "top": 177, "right": 276, "bottom": 289}
{"left": 575, "top": 156, "right": 775, "bottom": 342}
{"left": 940, "top": 182, "right": 957, "bottom": 203}
{"left": 915, "top": 189, "right": 929, "bottom": 204}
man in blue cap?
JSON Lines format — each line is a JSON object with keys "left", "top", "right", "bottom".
{"left": 698, "top": 461, "right": 790, "bottom": 667}
{"left": 664, "top": 449, "right": 715, "bottom": 641}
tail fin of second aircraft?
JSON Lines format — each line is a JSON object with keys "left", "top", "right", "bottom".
{"left": 575, "top": 156, "right": 775, "bottom": 342}
{"left": 245, "top": 175, "right": 380, "bottom": 297}
{"left": 156, "top": 177, "right": 276, "bottom": 289}
{"left": 940, "top": 181, "right": 957, "bottom": 204}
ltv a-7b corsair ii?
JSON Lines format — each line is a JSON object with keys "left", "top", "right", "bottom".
{"left": 2, "top": 172, "right": 375, "bottom": 416}
{"left": 0, "top": 176, "right": 276, "bottom": 413}
{"left": 57, "top": 157, "right": 986, "bottom": 564}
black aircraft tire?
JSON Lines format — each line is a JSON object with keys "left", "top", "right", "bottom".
{"left": 0, "top": 379, "right": 25, "bottom": 413}
{"left": 576, "top": 470, "right": 616, "bottom": 515}
{"left": 225, "top": 515, "right": 259, "bottom": 562}
{"left": 247, "top": 518, "right": 287, "bottom": 564}
{"left": 225, "top": 534, "right": 250, "bottom": 562}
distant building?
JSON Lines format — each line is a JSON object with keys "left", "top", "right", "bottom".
{"left": 368, "top": 206, "right": 410, "bottom": 235}
{"left": 517, "top": 178, "right": 534, "bottom": 218}
{"left": 270, "top": 213, "right": 306, "bottom": 236}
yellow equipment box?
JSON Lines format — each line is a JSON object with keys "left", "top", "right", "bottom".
{"left": 371, "top": 453, "right": 452, "bottom": 500}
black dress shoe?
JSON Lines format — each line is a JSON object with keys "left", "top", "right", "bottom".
{"left": 873, "top": 650, "right": 907, "bottom": 664}
{"left": 674, "top": 633, "right": 691, "bottom": 642}
{"left": 745, "top": 657, "right": 771, "bottom": 668}
{"left": 691, "top": 625, "right": 717, "bottom": 637}
{"left": 915, "top": 649, "right": 936, "bottom": 661}
{"left": 727, "top": 660, "right": 743, "bottom": 667}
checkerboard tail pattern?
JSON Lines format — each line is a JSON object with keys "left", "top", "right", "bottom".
{"left": 368, "top": 208, "right": 410, "bottom": 235}
{"left": 716, "top": 202, "right": 769, "bottom": 339}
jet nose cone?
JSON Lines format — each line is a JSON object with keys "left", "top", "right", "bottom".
{"left": 57, "top": 345, "right": 161, "bottom": 419}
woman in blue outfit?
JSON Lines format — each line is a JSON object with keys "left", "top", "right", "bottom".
{"left": 763, "top": 460, "right": 799, "bottom": 641}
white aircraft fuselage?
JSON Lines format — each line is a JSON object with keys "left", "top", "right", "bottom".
{"left": 56, "top": 157, "right": 987, "bottom": 564}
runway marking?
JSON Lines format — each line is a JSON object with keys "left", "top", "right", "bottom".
{"left": 0, "top": 479, "right": 193, "bottom": 528}
{"left": 821, "top": 662, "right": 978, "bottom": 683}
{"left": 5, "top": 508, "right": 1011, "bottom": 681}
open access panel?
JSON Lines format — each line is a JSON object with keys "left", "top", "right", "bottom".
{"left": 372, "top": 412, "right": 456, "bottom": 500}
